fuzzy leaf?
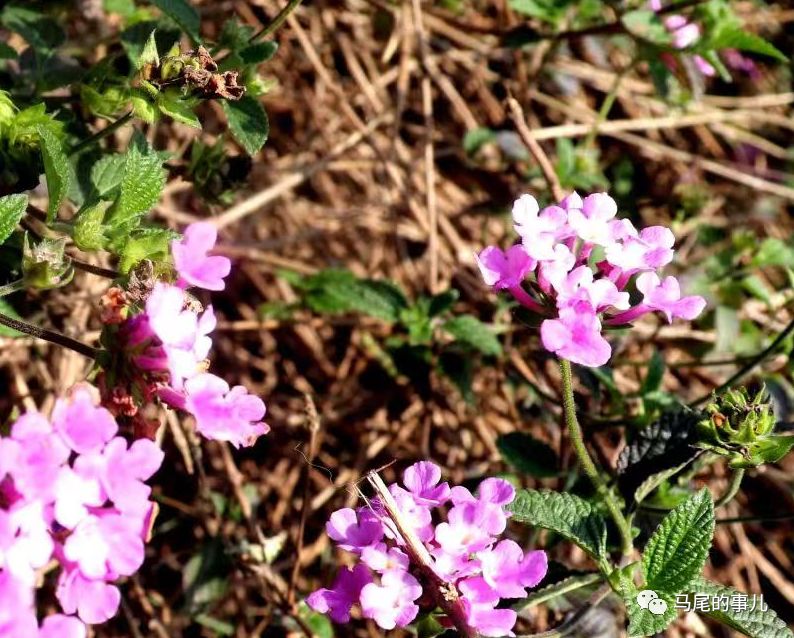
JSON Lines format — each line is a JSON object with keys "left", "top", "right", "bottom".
{"left": 624, "top": 585, "right": 677, "bottom": 637}
{"left": 157, "top": 93, "right": 200, "bottom": 127}
{"left": 709, "top": 26, "right": 786, "bottom": 62}
{"left": 689, "top": 578, "right": 793, "bottom": 638}
{"left": 73, "top": 202, "right": 108, "bottom": 251}
{"left": 642, "top": 489, "right": 714, "bottom": 594}
{"left": 107, "top": 144, "right": 166, "bottom": 232}
{"left": 0, "top": 193, "right": 28, "bottom": 245}
{"left": 509, "top": 490, "right": 608, "bottom": 562}
{"left": 441, "top": 315, "right": 502, "bottom": 356}
{"left": 37, "top": 125, "right": 70, "bottom": 222}
{"left": 150, "top": 0, "right": 201, "bottom": 42}
{"left": 617, "top": 407, "right": 702, "bottom": 505}
{"left": 91, "top": 154, "right": 126, "bottom": 198}
{"left": 222, "top": 96, "right": 269, "bottom": 155}
{"left": 118, "top": 227, "right": 175, "bottom": 272}
{"left": 138, "top": 29, "right": 160, "bottom": 69}
{"left": 238, "top": 41, "right": 278, "bottom": 65}
{"left": 497, "top": 432, "right": 558, "bottom": 478}
{"left": 1, "top": 5, "right": 65, "bottom": 53}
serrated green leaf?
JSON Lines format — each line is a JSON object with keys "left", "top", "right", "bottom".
{"left": 297, "top": 269, "right": 408, "bottom": 321}
{"left": 438, "top": 350, "right": 474, "bottom": 403}
{"left": 222, "top": 96, "right": 269, "bottom": 155}
{"left": 107, "top": 143, "right": 166, "bottom": 231}
{"left": 441, "top": 315, "right": 502, "bottom": 356}
{"left": 238, "top": 41, "right": 278, "bottom": 65}
{"left": 37, "top": 125, "right": 70, "bottom": 222}
{"left": 131, "top": 93, "right": 158, "bottom": 123}
{"left": 121, "top": 21, "right": 181, "bottom": 68}
{"left": 118, "top": 228, "right": 173, "bottom": 272}
{"left": 427, "top": 289, "right": 459, "bottom": 317}
{"left": 0, "top": 193, "right": 28, "bottom": 245}
{"left": 157, "top": 93, "right": 200, "bottom": 127}
{"left": 642, "top": 489, "right": 714, "bottom": 594}
{"left": 73, "top": 202, "right": 108, "bottom": 251}
{"left": 0, "top": 299, "right": 24, "bottom": 337}
{"left": 138, "top": 29, "right": 160, "bottom": 69}
{"left": 150, "top": 0, "right": 201, "bottom": 42}
{"left": 497, "top": 432, "right": 558, "bottom": 478}
{"left": 624, "top": 585, "right": 677, "bottom": 637}
{"left": 709, "top": 26, "right": 787, "bottom": 62}
{"left": 640, "top": 349, "right": 665, "bottom": 395}
{"left": 509, "top": 489, "right": 608, "bottom": 562}
{"left": 617, "top": 407, "right": 702, "bottom": 505}
{"left": 689, "top": 578, "right": 793, "bottom": 638}
{"left": 91, "top": 154, "right": 126, "bottom": 198}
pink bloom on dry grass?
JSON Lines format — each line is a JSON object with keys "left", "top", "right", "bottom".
{"left": 172, "top": 222, "right": 231, "bottom": 291}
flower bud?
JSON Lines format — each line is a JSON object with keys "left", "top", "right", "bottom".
{"left": 22, "top": 234, "right": 75, "bottom": 290}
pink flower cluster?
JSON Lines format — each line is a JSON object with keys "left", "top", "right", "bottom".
{"left": 650, "top": 0, "right": 758, "bottom": 79}
{"left": 308, "top": 462, "right": 547, "bottom": 636}
{"left": 0, "top": 385, "right": 163, "bottom": 637}
{"left": 117, "top": 222, "right": 268, "bottom": 447}
{"left": 476, "top": 192, "right": 706, "bottom": 367}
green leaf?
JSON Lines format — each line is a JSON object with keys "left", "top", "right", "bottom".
{"left": 640, "top": 349, "right": 665, "bottom": 395}
{"left": 0, "top": 42, "right": 18, "bottom": 59}
{"left": 37, "top": 125, "right": 70, "bottom": 222}
{"left": 463, "top": 127, "right": 496, "bottom": 155}
{"left": 296, "top": 270, "right": 408, "bottom": 322}
{"left": 73, "top": 202, "right": 108, "bottom": 251}
{"left": 0, "top": 193, "right": 28, "bottom": 245}
{"left": 438, "top": 350, "right": 474, "bottom": 403}
{"left": 621, "top": 10, "right": 672, "bottom": 46}
{"left": 149, "top": 0, "right": 201, "bottom": 43}
{"left": 238, "top": 41, "right": 279, "bottom": 65}
{"left": 157, "top": 93, "right": 200, "bottom": 128}
{"left": 222, "top": 96, "right": 269, "bottom": 155}
{"left": 509, "top": 489, "right": 608, "bottom": 562}
{"left": 131, "top": 93, "right": 158, "bottom": 123}
{"left": 497, "top": 432, "right": 558, "bottom": 478}
{"left": 751, "top": 237, "right": 794, "bottom": 269}
{"left": 441, "top": 315, "right": 502, "bottom": 356}
{"left": 193, "top": 615, "right": 234, "bottom": 635}
{"left": 91, "top": 154, "right": 126, "bottom": 198}
{"left": 642, "top": 488, "right": 714, "bottom": 594}
{"left": 617, "top": 407, "right": 702, "bottom": 504}
{"left": 709, "top": 26, "right": 787, "bottom": 62}
{"left": 689, "top": 578, "right": 794, "bottom": 638}
{"left": 117, "top": 227, "right": 174, "bottom": 272}
{"left": 138, "top": 29, "right": 160, "bottom": 69}
{"left": 624, "top": 585, "right": 677, "bottom": 637}
{"left": 0, "top": 299, "right": 24, "bottom": 337}
{"left": 107, "top": 143, "right": 166, "bottom": 232}
{"left": 121, "top": 21, "right": 181, "bottom": 67}
{"left": 427, "top": 289, "right": 459, "bottom": 317}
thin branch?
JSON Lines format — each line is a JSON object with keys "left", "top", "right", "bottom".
{"left": 366, "top": 471, "right": 479, "bottom": 638}
{"left": 690, "top": 315, "right": 794, "bottom": 406}
{"left": 0, "top": 311, "right": 98, "bottom": 359}
{"left": 506, "top": 96, "right": 565, "bottom": 201}
{"left": 252, "top": 0, "right": 305, "bottom": 41}
{"left": 69, "top": 111, "right": 133, "bottom": 155}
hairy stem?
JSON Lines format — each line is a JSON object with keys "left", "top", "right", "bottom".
{"left": 0, "top": 311, "right": 98, "bottom": 359}
{"left": 560, "top": 359, "right": 633, "bottom": 557}
{"left": 714, "top": 468, "right": 745, "bottom": 509}
{"left": 69, "top": 111, "right": 133, "bottom": 155}
{"left": 0, "top": 279, "right": 26, "bottom": 298}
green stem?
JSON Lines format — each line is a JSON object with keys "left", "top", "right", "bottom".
{"left": 583, "top": 61, "right": 635, "bottom": 149}
{"left": 252, "top": 0, "right": 305, "bottom": 41}
{"left": 690, "top": 315, "right": 794, "bottom": 407}
{"left": 0, "top": 311, "right": 98, "bottom": 359}
{"left": 714, "top": 468, "right": 745, "bottom": 509}
{"left": 560, "top": 359, "right": 634, "bottom": 557}
{"left": 0, "top": 279, "right": 26, "bottom": 298}
{"left": 69, "top": 111, "right": 133, "bottom": 156}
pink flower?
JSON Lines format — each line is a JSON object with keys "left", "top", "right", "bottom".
{"left": 480, "top": 540, "right": 548, "bottom": 598}
{"left": 38, "top": 614, "right": 86, "bottom": 638}
{"left": 401, "top": 461, "right": 450, "bottom": 506}
{"left": 307, "top": 564, "right": 372, "bottom": 623}
{"left": 567, "top": 193, "right": 619, "bottom": 246}
{"left": 56, "top": 567, "right": 121, "bottom": 624}
{"left": 435, "top": 501, "right": 501, "bottom": 556}
{"left": 63, "top": 512, "right": 145, "bottom": 580}
{"left": 326, "top": 508, "right": 384, "bottom": 553}
{"left": 0, "top": 502, "right": 54, "bottom": 583}
{"left": 182, "top": 373, "right": 268, "bottom": 447}
{"left": 512, "top": 195, "right": 570, "bottom": 260}
{"left": 636, "top": 272, "right": 707, "bottom": 322}
{"left": 360, "top": 543, "right": 409, "bottom": 573}
{"left": 52, "top": 385, "right": 118, "bottom": 455}
{"left": 541, "top": 303, "right": 612, "bottom": 367}
{"left": 605, "top": 226, "right": 675, "bottom": 273}
{"left": 664, "top": 14, "right": 701, "bottom": 48}
{"left": 53, "top": 466, "right": 104, "bottom": 529}
{"left": 0, "top": 571, "right": 38, "bottom": 637}
{"left": 360, "top": 569, "right": 422, "bottom": 630}
{"left": 475, "top": 245, "right": 535, "bottom": 290}
{"left": 91, "top": 437, "right": 164, "bottom": 516}
{"left": 460, "top": 578, "right": 518, "bottom": 637}
{"left": 8, "top": 413, "right": 69, "bottom": 501}
{"left": 553, "top": 265, "right": 630, "bottom": 312}
{"left": 172, "top": 222, "right": 231, "bottom": 291}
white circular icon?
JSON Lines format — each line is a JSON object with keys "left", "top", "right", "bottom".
{"left": 636, "top": 589, "right": 658, "bottom": 610}
{"left": 648, "top": 597, "right": 668, "bottom": 615}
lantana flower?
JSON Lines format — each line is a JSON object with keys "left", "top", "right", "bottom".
{"left": 308, "top": 462, "right": 547, "bottom": 636}
{"left": 476, "top": 191, "right": 706, "bottom": 367}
